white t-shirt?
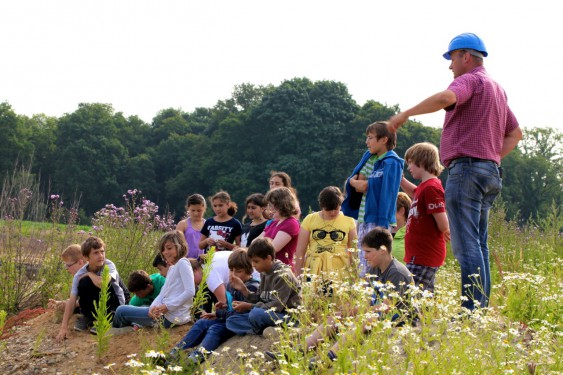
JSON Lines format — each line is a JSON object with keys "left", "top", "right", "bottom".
{"left": 207, "top": 251, "right": 260, "bottom": 292}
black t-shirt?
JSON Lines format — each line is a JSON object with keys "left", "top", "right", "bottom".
{"left": 240, "top": 221, "right": 267, "bottom": 247}
{"left": 200, "top": 217, "right": 243, "bottom": 251}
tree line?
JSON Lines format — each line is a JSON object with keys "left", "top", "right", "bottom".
{"left": 1, "top": 78, "right": 561, "bottom": 225}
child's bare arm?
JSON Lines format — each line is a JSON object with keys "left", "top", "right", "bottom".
{"left": 432, "top": 212, "right": 451, "bottom": 242}
{"left": 56, "top": 295, "right": 77, "bottom": 342}
{"left": 229, "top": 274, "right": 250, "bottom": 297}
{"left": 400, "top": 176, "right": 416, "bottom": 198}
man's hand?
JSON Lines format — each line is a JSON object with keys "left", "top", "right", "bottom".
{"left": 387, "top": 112, "right": 409, "bottom": 133}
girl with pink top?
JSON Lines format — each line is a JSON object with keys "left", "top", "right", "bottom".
{"left": 260, "top": 187, "right": 300, "bottom": 268}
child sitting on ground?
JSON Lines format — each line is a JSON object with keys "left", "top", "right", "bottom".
{"left": 111, "top": 230, "right": 196, "bottom": 331}
{"left": 401, "top": 142, "right": 450, "bottom": 292}
{"left": 152, "top": 253, "right": 170, "bottom": 278}
{"left": 226, "top": 237, "right": 302, "bottom": 335}
{"left": 56, "top": 237, "right": 126, "bottom": 341}
{"left": 48, "top": 244, "right": 86, "bottom": 315}
{"left": 271, "top": 227, "right": 413, "bottom": 368}
{"left": 168, "top": 249, "right": 260, "bottom": 365}
{"left": 128, "top": 269, "right": 166, "bottom": 307}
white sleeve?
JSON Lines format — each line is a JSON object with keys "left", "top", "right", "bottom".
{"left": 162, "top": 259, "right": 195, "bottom": 311}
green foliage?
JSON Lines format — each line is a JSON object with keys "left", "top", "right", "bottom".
{"left": 91, "top": 190, "right": 175, "bottom": 280}
{"left": 191, "top": 246, "right": 216, "bottom": 319}
{"left": 0, "top": 163, "right": 84, "bottom": 313}
{"left": 0, "top": 310, "right": 6, "bottom": 333}
{"left": 93, "top": 265, "right": 112, "bottom": 359}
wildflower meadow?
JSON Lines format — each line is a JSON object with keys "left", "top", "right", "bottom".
{"left": 0, "top": 165, "right": 561, "bottom": 374}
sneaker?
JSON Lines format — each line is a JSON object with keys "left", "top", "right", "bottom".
{"left": 89, "top": 326, "right": 97, "bottom": 335}
{"left": 73, "top": 315, "right": 92, "bottom": 332}
{"left": 187, "top": 350, "right": 205, "bottom": 365}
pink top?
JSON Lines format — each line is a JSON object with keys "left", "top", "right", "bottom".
{"left": 441, "top": 66, "right": 519, "bottom": 167}
{"left": 263, "top": 217, "right": 300, "bottom": 267}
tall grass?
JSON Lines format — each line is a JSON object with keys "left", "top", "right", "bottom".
{"left": 0, "top": 163, "right": 86, "bottom": 313}
{"left": 91, "top": 189, "right": 175, "bottom": 280}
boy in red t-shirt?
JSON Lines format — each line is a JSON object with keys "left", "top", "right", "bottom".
{"left": 400, "top": 142, "right": 450, "bottom": 292}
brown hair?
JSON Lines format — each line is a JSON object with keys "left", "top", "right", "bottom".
{"left": 264, "top": 187, "right": 298, "bottom": 218}
{"left": 270, "top": 171, "right": 298, "bottom": 196}
{"left": 228, "top": 249, "right": 253, "bottom": 275}
{"left": 127, "top": 270, "right": 152, "bottom": 293}
{"left": 247, "top": 237, "right": 275, "bottom": 260}
{"left": 366, "top": 121, "right": 396, "bottom": 150}
{"left": 81, "top": 236, "right": 105, "bottom": 258}
{"left": 361, "top": 227, "right": 393, "bottom": 253}
{"left": 157, "top": 230, "right": 188, "bottom": 262}
{"left": 185, "top": 193, "right": 206, "bottom": 210}
{"left": 396, "top": 192, "right": 412, "bottom": 221}
{"left": 318, "top": 186, "right": 344, "bottom": 211}
{"left": 210, "top": 191, "right": 238, "bottom": 216}
{"left": 61, "top": 244, "right": 82, "bottom": 261}
{"left": 404, "top": 142, "right": 444, "bottom": 176}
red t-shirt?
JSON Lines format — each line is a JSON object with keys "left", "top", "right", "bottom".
{"left": 263, "top": 217, "right": 300, "bottom": 267}
{"left": 404, "top": 178, "right": 446, "bottom": 267}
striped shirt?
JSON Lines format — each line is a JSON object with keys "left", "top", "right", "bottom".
{"left": 357, "top": 154, "right": 379, "bottom": 223}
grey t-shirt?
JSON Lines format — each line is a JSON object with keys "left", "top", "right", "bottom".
{"left": 367, "top": 258, "right": 413, "bottom": 305}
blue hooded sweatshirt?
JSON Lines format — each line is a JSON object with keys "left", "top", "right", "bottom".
{"left": 342, "top": 150, "right": 404, "bottom": 227}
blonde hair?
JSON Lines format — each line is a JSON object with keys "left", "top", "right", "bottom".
{"left": 61, "top": 244, "right": 82, "bottom": 261}
{"left": 404, "top": 142, "right": 444, "bottom": 176}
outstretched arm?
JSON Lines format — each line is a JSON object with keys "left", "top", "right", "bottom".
{"left": 387, "top": 90, "right": 457, "bottom": 132}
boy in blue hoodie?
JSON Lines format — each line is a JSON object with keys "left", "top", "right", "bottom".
{"left": 342, "top": 121, "right": 404, "bottom": 276}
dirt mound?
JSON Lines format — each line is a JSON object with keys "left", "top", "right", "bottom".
{"left": 0, "top": 309, "right": 276, "bottom": 374}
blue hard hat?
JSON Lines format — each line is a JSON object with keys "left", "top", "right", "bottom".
{"left": 443, "top": 33, "right": 488, "bottom": 60}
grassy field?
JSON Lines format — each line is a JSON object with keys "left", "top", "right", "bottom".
{"left": 0, "top": 201, "right": 561, "bottom": 374}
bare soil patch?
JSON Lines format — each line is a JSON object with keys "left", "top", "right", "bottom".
{"left": 0, "top": 309, "right": 276, "bottom": 374}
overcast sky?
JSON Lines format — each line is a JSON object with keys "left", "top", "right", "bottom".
{"left": 1, "top": 1, "right": 561, "bottom": 132}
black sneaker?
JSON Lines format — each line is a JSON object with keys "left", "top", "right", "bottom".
{"left": 73, "top": 315, "right": 92, "bottom": 332}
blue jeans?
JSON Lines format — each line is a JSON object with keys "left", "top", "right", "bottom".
{"left": 446, "top": 159, "right": 501, "bottom": 310}
{"left": 113, "top": 305, "right": 173, "bottom": 328}
{"left": 175, "top": 318, "right": 233, "bottom": 352}
{"left": 226, "top": 307, "right": 291, "bottom": 335}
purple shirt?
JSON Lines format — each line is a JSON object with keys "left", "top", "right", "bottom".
{"left": 441, "top": 66, "right": 519, "bottom": 167}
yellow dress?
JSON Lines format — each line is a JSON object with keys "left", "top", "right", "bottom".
{"left": 301, "top": 212, "right": 356, "bottom": 280}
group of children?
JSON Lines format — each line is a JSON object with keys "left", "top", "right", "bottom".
{"left": 53, "top": 119, "right": 451, "bottom": 368}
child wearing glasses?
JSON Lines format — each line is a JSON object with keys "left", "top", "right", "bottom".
{"left": 342, "top": 121, "right": 404, "bottom": 277}
{"left": 48, "top": 244, "right": 86, "bottom": 317}
{"left": 294, "top": 186, "right": 357, "bottom": 283}
{"left": 56, "top": 237, "right": 127, "bottom": 341}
